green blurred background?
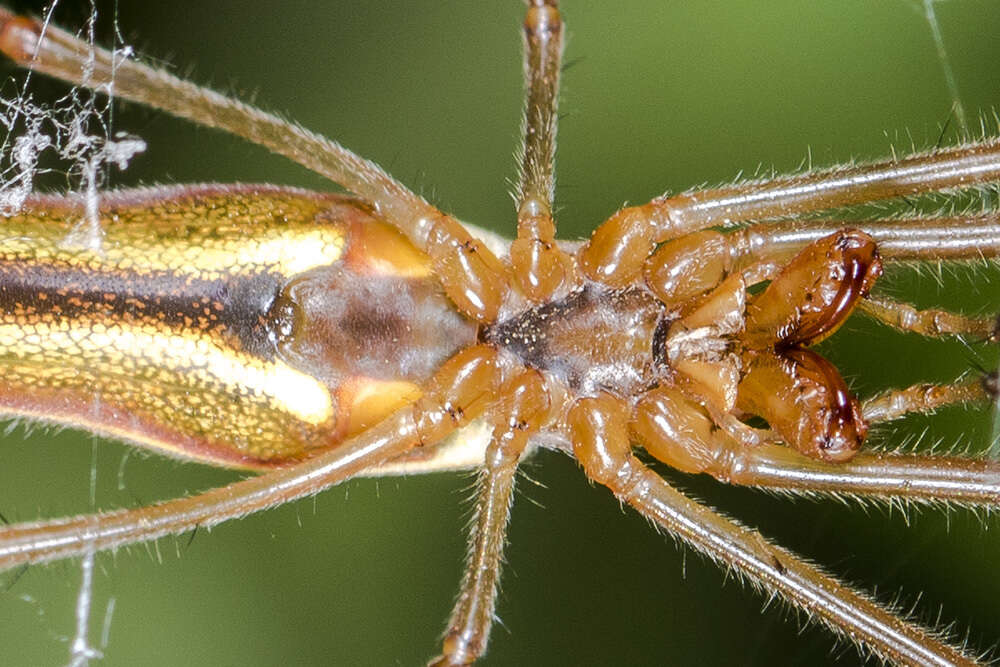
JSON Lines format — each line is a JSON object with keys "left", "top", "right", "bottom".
{"left": 2, "top": 1, "right": 1000, "bottom": 665}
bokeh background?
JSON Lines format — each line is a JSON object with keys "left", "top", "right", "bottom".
{"left": 2, "top": 1, "right": 1000, "bottom": 665}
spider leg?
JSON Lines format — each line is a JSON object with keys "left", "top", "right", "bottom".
{"left": 730, "top": 214, "right": 1000, "bottom": 264}
{"left": 580, "top": 141, "right": 1000, "bottom": 287}
{"left": 862, "top": 379, "right": 990, "bottom": 425}
{"left": 0, "top": 10, "right": 509, "bottom": 322}
{"left": 0, "top": 345, "right": 501, "bottom": 571}
{"left": 509, "top": 1, "right": 575, "bottom": 303}
{"left": 431, "top": 370, "right": 551, "bottom": 666}
{"left": 568, "top": 391, "right": 978, "bottom": 665}
{"left": 709, "top": 443, "right": 1000, "bottom": 509}
{"left": 857, "top": 296, "right": 997, "bottom": 340}
{"left": 433, "top": 7, "right": 569, "bottom": 662}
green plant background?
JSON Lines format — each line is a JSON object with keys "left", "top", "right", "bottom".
{"left": 2, "top": 1, "right": 1000, "bottom": 665}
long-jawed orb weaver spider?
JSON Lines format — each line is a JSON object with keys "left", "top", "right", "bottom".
{"left": 1, "top": 1, "right": 1000, "bottom": 666}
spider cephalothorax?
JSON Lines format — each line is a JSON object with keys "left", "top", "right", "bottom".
{"left": 483, "top": 226, "right": 881, "bottom": 476}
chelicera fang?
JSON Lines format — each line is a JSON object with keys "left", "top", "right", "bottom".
{"left": 1, "top": 1, "right": 1000, "bottom": 667}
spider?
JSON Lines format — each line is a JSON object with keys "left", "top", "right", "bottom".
{"left": 1, "top": 1, "right": 1000, "bottom": 666}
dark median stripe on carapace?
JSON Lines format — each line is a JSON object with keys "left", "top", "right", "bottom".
{"left": 0, "top": 260, "right": 284, "bottom": 359}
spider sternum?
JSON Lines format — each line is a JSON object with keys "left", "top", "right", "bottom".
{"left": 482, "top": 282, "right": 671, "bottom": 397}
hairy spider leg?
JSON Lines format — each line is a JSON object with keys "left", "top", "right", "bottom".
{"left": 580, "top": 142, "right": 1000, "bottom": 287}
{"left": 432, "top": 3, "right": 568, "bottom": 664}
{"left": 568, "top": 391, "right": 977, "bottom": 666}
